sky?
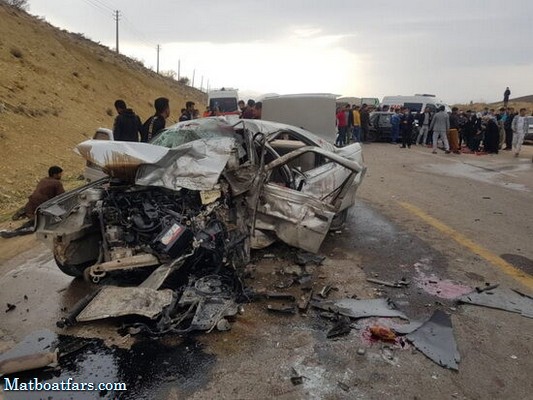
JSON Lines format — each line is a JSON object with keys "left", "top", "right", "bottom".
{"left": 27, "top": 0, "right": 533, "bottom": 104}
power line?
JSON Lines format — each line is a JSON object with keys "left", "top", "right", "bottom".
{"left": 91, "top": 0, "right": 115, "bottom": 12}
{"left": 80, "top": 0, "right": 113, "bottom": 16}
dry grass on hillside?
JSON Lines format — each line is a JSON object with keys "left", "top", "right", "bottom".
{"left": 0, "top": 4, "right": 206, "bottom": 219}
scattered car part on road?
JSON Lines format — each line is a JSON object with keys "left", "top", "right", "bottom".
{"left": 312, "top": 298, "right": 409, "bottom": 320}
{"left": 366, "top": 277, "right": 410, "bottom": 288}
{"left": 458, "top": 288, "right": 533, "bottom": 318}
{"left": 406, "top": 310, "right": 460, "bottom": 370}
{"left": 0, "top": 350, "right": 58, "bottom": 376}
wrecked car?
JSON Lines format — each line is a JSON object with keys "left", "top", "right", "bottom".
{"left": 33, "top": 117, "right": 365, "bottom": 333}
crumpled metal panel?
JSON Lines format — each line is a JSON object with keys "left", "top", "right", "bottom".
{"left": 458, "top": 288, "right": 533, "bottom": 318}
{"left": 76, "top": 140, "right": 169, "bottom": 181}
{"left": 76, "top": 286, "right": 174, "bottom": 321}
{"left": 76, "top": 137, "right": 237, "bottom": 191}
{"left": 136, "top": 137, "right": 237, "bottom": 191}
{"left": 407, "top": 310, "right": 460, "bottom": 370}
{"left": 312, "top": 298, "right": 408, "bottom": 320}
{"left": 254, "top": 183, "right": 335, "bottom": 253}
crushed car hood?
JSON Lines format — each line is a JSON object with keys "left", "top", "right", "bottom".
{"left": 76, "top": 137, "right": 237, "bottom": 191}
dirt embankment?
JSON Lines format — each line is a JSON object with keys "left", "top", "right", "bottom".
{"left": 0, "top": 3, "right": 206, "bottom": 219}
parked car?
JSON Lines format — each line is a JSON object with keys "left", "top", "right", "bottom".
{"left": 36, "top": 117, "right": 366, "bottom": 279}
{"left": 368, "top": 111, "right": 421, "bottom": 142}
{"left": 525, "top": 116, "right": 533, "bottom": 142}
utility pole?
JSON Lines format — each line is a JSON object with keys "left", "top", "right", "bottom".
{"left": 177, "top": 59, "right": 181, "bottom": 80}
{"left": 156, "top": 45, "right": 160, "bottom": 74}
{"left": 192, "top": 69, "right": 195, "bottom": 88}
{"left": 200, "top": 76, "right": 204, "bottom": 92}
{"left": 114, "top": 10, "right": 120, "bottom": 53}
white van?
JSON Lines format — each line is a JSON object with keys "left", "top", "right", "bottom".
{"left": 207, "top": 88, "right": 239, "bottom": 115}
{"left": 381, "top": 94, "right": 451, "bottom": 113}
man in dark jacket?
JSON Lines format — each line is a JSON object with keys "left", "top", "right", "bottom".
{"left": 359, "top": 104, "right": 370, "bottom": 142}
{"left": 399, "top": 107, "right": 415, "bottom": 148}
{"left": 113, "top": 100, "right": 143, "bottom": 142}
{"left": 142, "top": 97, "right": 170, "bottom": 142}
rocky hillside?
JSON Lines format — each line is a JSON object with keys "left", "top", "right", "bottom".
{"left": 0, "top": 3, "right": 205, "bottom": 217}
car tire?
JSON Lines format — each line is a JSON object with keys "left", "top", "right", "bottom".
{"left": 330, "top": 208, "right": 349, "bottom": 231}
{"left": 367, "top": 130, "right": 378, "bottom": 142}
{"left": 54, "top": 255, "right": 92, "bottom": 278}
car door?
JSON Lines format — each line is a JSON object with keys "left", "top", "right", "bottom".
{"left": 251, "top": 145, "right": 365, "bottom": 253}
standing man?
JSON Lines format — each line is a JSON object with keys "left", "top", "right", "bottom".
{"left": 113, "top": 100, "right": 143, "bottom": 142}
{"left": 390, "top": 108, "right": 401, "bottom": 144}
{"left": 359, "top": 104, "right": 370, "bottom": 142}
{"left": 241, "top": 99, "right": 256, "bottom": 119}
{"left": 503, "top": 87, "right": 511, "bottom": 108}
{"left": 238, "top": 100, "right": 246, "bottom": 118}
{"left": 503, "top": 107, "right": 516, "bottom": 150}
{"left": 429, "top": 106, "right": 450, "bottom": 154}
{"left": 511, "top": 108, "right": 528, "bottom": 157}
{"left": 399, "top": 107, "right": 414, "bottom": 148}
{"left": 415, "top": 106, "right": 432, "bottom": 145}
{"left": 352, "top": 105, "right": 362, "bottom": 142}
{"left": 335, "top": 107, "right": 348, "bottom": 147}
{"left": 142, "top": 97, "right": 170, "bottom": 142}
{"left": 448, "top": 107, "right": 461, "bottom": 154}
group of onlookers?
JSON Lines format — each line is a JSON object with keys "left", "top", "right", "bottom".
{"left": 112, "top": 98, "right": 198, "bottom": 142}
{"left": 345, "top": 103, "right": 529, "bottom": 158}
{"left": 335, "top": 103, "right": 371, "bottom": 146}
{"left": 399, "top": 106, "right": 529, "bottom": 157}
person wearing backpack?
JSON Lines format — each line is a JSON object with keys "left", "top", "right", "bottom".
{"left": 142, "top": 97, "right": 170, "bottom": 142}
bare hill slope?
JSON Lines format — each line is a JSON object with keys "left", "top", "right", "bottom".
{"left": 0, "top": 3, "right": 205, "bottom": 217}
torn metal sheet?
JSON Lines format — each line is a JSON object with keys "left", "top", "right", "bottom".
{"left": 407, "top": 310, "right": 460, "bottom": 370}
{"left": 391, "top": 320, "right": 425, "bottom": 335}
{"left": 311, "top": 298, "right": 408, "bottom": 320}
{"left": 178, "top": 275, "right": 239, "bottom": 331}
{"left": 136, "top": 137, "right": 237, "bottom": 191}
{"left": 295, "top": 251, "right": 325, "bottom": 266}
{"left": 76, "top": 286, "right": 175, "bottom": 322}
{"left": 458, "top": 288, "right": 533, "bottom": 318}
{"left": 76, "top": 140, "right": 169, "bottom": 180}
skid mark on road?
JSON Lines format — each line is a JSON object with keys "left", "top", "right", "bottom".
{"left": 399, "top": 201, "right": 533, "bottom": 290}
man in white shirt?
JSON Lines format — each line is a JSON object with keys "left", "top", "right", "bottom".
{"left": 511, "top": 108, "right": 528, "bottom": 157}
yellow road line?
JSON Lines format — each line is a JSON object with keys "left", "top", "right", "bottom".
{"left": 399, "top": 201, "right": 533, "bottom": 290}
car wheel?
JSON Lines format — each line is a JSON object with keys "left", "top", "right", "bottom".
{"left": 330, "top": 208, "right": 349, "bottom": 231}
{"left": 367, "top": 130, "right": 378, "bottom": 142}
{"left": 54, "top": 256, "right": 92, "bottom": 278}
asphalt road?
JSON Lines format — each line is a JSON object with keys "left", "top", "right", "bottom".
{"left": 0, "top": 143, "right": 532, "bottom": 400}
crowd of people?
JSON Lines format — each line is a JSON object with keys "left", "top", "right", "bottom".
{"left": 335, "top": 103, "right": 371, "bottom": 146}
{"left": 336, "top": 102, "right": 530, "bottom": 158}
{"left": 113, "top": 97, "right": 265, "bottom": 143}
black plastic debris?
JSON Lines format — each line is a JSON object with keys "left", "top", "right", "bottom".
{"left": 326, "top": 317, "right": 352, "bottom": 339}
{"left": 337, "top": 381, "right": 350, "bottom": 392}
{"left": 290, "top": 368, "right": 304, "bottom": 385}
{"left": 295, "top": 251, "right": 325, "bottom": 267}
{"left": 366, "top": 277, "right": 410, "bottom": 288}
{"left": 458, "top": 288, "right": 533, "bottom": 318}
{"left": 406, "top": 310, "right": 460, "bottom": 370}
{"left": 267, "top": 304, "right": 297, "bottom": 314}
{"left": 312, "top": 298, "right": 408, "bottom": 320}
